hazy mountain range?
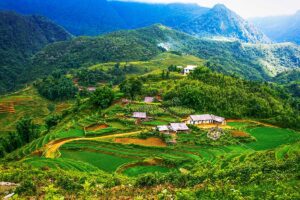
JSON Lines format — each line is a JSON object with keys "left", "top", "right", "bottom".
{"left": 0, "top": 0, "right": 299, "bottom": 94}
{"left": 251, "top": 11, "right": 300, "bottom": 45}
{"left": 0, "top": 0, "right": 269, "bottom": 43}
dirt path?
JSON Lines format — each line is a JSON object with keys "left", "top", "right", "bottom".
{"left": 114, "top": 137, "right": 167, "bottom": 147}
{"left": 43, "top": 131, "right": 142, "bottom": 158}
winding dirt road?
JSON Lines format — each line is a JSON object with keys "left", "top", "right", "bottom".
{"left": 43, "top": 131, "right": 142, "bottom": 158}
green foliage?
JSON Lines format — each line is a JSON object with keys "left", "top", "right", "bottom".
{"left": 119, "top": 78, "right": 143, "bottom": 99}
{"left": 45, "top": 115, "right": 62, "bottom": 131}
{"left": 15, "top": 180, "right": 37, "bottom": 196}
{"left": 168, "top": 106, "right": 195, "bottom": 117}
{"left": 164, "top": 67, "right": 300, "bottom": 129}
{"left": 126, "top": 104, "right": 165, "bottom": 116}
{"left": 35, "top": 74, "right": 78, "bottom": 101}
{"left": 90, "top": 86, "right": 114, "bottom": 109}
{"left": 16, "top": 117, "right": 39, "bottom": 143}
{"left": 0, "top": 11, "right": 71, "bottom": 94}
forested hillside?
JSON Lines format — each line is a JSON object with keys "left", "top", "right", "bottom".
{"left": 29, "top": 25, "right": 300, "bottom": 81}
{"left": 0, "top": 11, "right": 71, "bottom": 94}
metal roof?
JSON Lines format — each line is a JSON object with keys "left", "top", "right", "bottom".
{"left": 132, "top": 112, "right": 147, "bottom": 119}
{"left": 144, "top": 97, "right": 154, "bottom": 103}
{"left": 170, "top": 123, "right": 189, "bottom": 131}
{"left": 157, "top": 125, "right": 169, "bottom": 131}
{"left": 190, "top": 114, "right": 225, "bottom": 122}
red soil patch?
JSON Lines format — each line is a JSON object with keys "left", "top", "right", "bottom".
{"left": 231, "top": 130, "right": 249, "bottom": 138}
{"left": 85, "top": 124, "right": 109, "bottom": 132}
{"left": 0, "top": 102, "right": 15, "bottom": 113}
{"left": 115, "top": 137, "right": 167, "bottom": 147}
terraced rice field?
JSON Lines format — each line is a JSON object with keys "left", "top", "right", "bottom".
{"left": 17, "top": 121, "right": 300, "bottom": 177}
{"left": 229, "top": 122, "right": 300, "bottom": 150}
{"left": 60, "top": 150, "right": 135, "bottom": 172}
{"left": 114, "top": 137, "right": 167, "bottom": 147}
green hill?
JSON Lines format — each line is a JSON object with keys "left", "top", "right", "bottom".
{"left": 29, "top": 25, "right": 300, "bottom": 83}
{"left": 0, "top": 11, "right": 72, "bottom": 94}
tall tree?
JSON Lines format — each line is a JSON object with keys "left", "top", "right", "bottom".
{"left": 119, "top": 78, "right": 143, "bottom": 100}
{"left": 16, "top": 117, "right": 39, "bottom": 143}
{"left": 90, "top": 86, "right": 114, "bottom": 109}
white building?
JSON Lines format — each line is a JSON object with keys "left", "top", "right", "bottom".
{"left": 183, "top": 65, "right": 197, "bottom": 75}
{"left": 187, "top": 114, "right": 226, "bottom": 125}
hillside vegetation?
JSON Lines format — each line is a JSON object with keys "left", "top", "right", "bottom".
{"left": 29, "top": 25, "right": 300, "bottom": 82}
{"left": 0, "top": 11, "right": 71, "bottom": 94}
{"left": 0, "top": 52, "right": 300, "bottom": 198}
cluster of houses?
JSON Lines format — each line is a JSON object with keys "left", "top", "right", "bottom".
{"left": 132, "top": 112, "right": 226, "bottom": 134}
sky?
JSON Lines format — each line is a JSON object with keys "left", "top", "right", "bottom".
{"left": 117, "top": 0, "right": 300, "bottom": 18}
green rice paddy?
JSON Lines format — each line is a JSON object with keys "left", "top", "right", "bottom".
{"left": 15, "top": 121, "right": 300, "bottom": 177}
{"left": 60, "top": 150, "right": 135, "bottom": 172}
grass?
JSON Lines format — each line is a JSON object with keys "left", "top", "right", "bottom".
{"left": 142, "top": 120, "right": 168, "bottom": 126}
{"left": 245, "top": 127, "right": 300, "bottom": 150}
{"left": 85, "top": 127, "right": 118, "bottom": 136}
{"left": 89, "top": 52, "right": 205, "bottom": 73}
{"left": 123, "top": 165, "right": 171, "bottom": 177}
{"left": 23, "top": 157, "right": 99, "bottom": 172}
{"left": 60, "top": 150, "right": 135, "bottom": 172}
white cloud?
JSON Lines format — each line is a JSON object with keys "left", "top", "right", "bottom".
{"left": 116, "top": 0, "right": 300, "bottom": 18}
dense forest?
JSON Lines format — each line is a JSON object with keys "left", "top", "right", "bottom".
{"left": 0, "top": 11, "right": 71, "bottom": 94}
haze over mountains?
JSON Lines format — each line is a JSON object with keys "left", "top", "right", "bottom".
{"left": 251, "top": 11, "right": 300, "bottom": 45}
{"left": 0, "top": 0, "right": 299, "bottom": 94}
{"left": 0, "top": 0, "right": 269, "bottom": 43}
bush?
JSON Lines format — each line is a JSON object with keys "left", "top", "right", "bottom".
{"left": 168, "top": 106, "right": 195, "bottom": 117}
{"left": 90, "top": 86, "right": 114, "bottom": 109}
{"left": 15, "top": 180, "right": 37, "bottom": 196}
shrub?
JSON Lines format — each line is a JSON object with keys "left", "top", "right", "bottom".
{"left": 168, "top": 106, "right": 195, "bottom": 117}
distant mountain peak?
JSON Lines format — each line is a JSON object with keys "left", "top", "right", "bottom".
{"left": 212, "top": 4, "right": 228, "bottom": 10}
{"left": 178, "top": 4, "right": 270, "bottom": 43}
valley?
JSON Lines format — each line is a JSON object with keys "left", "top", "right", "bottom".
{"left": 0, "top": 52, "right": 299, "bottom": 198}
{"left": 0, "top": 1, "right": 299, "bottom": 199}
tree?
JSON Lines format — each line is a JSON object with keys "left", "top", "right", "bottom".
{"left": 45, "top": 115, "right": 62, "bottom": 131}
{"left": 90, "top": 86, "right": 114, "bottom": 109}
{"left": 161, "top": 70, "right": 165, "bottom": 79}
{"left": 35, "top": 75, "right": 78, "bottom": 101}
{"left": 16, "top": 117, "right": 39, "bottom": 143}
{"left": 119, "top": 78, "right": 143, "bottom": 100}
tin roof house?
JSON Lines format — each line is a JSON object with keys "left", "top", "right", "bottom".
{"left": 187, "top": 114, "right": 226, "bottom": 125}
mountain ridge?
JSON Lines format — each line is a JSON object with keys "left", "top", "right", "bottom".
{"left": 251, "top": 11, "right": 300, "bottom": 44}
{"left": 26, "top": 24, "right": 300, "bottom": 82}
{"left": 178, "top": 4, "right": 270, "bottom": 43}
{"left": 0, "top": 0, "right": 268, "bottom": 43}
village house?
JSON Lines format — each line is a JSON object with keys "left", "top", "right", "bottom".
{"left": 157, "top": 123, "right": 189, "bottom": 133}
{"left": 132, "top": 112, "right": 147, "bottom": 120}
{"left": 144, "top": 97, "right": 155, "bottom": 103}
{"left": 187, "top": 114, "right": 226, "bottom": 125}
{"left": 183, "top": 65, "right": 197, "bottom": 75}
{"left": 87, "top": 87, "right": 96, "bottom": 92}
{"left": 169, "top": 123, "right": 189, "bottom": 133}
{"left": 156, "top": 125, "right": 170, "bottom": 134}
